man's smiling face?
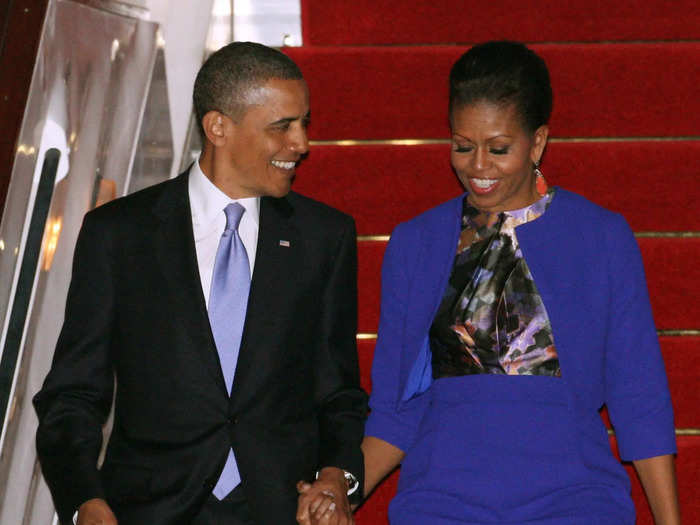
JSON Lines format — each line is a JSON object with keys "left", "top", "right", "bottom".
{"left": 221, "top": 78, "right": 310, "bottom": 198}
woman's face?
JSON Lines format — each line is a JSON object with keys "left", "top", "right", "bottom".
{"left": 450, "top": 101, "right": 548, "bottom": 213}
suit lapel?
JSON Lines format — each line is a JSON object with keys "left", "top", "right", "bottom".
{"left": 152, "top": 172, "right": 228, "bottom": 396}
{"left": 230, "top": 195, "right": 299, "bottom": 406}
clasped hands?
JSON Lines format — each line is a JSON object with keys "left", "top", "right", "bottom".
{"left": 75, "top": 467, "right": 354, "bottom": 525}
{"left": 296, "top": 466, "right": 355, "bottom": 525}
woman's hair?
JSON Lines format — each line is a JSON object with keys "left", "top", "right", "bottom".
{"left": 449, "top": 41, "right": 552, "bottom": 132}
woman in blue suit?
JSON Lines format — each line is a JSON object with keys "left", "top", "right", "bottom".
{"left": 359, "top": 41, "right": 680, "bottom": 524}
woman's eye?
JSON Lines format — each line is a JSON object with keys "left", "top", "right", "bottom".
{"left": 454, "top": 145, "right": 473, "bottom": 153}
{"left": 490, "top": 147, "right": 509, "bottom": 155}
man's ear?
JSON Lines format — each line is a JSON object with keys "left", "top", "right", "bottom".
{"left": 201, "top": 111, "right": 229, "bottom": 147}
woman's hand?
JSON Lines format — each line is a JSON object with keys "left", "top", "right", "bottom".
{"left": 296, "top": 467, "right": 354, "bottom": 525}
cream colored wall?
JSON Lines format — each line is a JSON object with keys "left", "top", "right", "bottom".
{"left": 147, "top": 0, "right": 214, "bottom": 177}
{"left": 145, "top": 0, "right": 302, "bottom": 178}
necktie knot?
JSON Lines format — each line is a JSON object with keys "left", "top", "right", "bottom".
{"left": 224, "top": 202, "right": 245, "bottom": 232}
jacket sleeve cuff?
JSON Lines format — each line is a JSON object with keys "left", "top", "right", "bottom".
{"left": 42, "top": 454, "right": 105, "bottom": 523}
{"left": 614, "top": 402, "right": 677, "bottom": 461}
{"left": 365, "top": 394, "right": 430, "bottom": 453}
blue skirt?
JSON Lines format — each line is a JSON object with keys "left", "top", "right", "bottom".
{"left": 390, "top": 375, "right": 634, "bottom": 524}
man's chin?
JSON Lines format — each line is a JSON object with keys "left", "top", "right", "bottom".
{"left": 276, "top": 175, "right": 295, "bottom": 197}
{"left": 268, "top": 181, "right": 293, "bottom": 198}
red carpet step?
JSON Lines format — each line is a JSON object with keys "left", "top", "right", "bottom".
{"left": 293, "top": 2, "right": 698, "bottom": 520}
{"left": 294, "top": 140, "right": 700, "bottom": 234}
{"left": 639, "top": 238, "right": 700, "bottom": 330}
{"left": 357, "top": 238, "right": 700, "bottom": 332}
{"left": 285, "top": 43, "right": 700, "bottom": 139}
{"left": 658, "top": 336, "right": 700, "bottom": 428}
{"left": 302, "top": 0, "right": 700, "bottom": 45}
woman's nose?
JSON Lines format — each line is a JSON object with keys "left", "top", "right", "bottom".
{"left": 472, "top": 147, "right": 488, "bottom": 171}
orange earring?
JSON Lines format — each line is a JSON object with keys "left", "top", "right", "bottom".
{"left": 534, "top": 161, "right": 548, "bottom": 196}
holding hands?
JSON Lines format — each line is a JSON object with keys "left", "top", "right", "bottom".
{"left": 296, "top": 467, "right": 355, "bottom": 525}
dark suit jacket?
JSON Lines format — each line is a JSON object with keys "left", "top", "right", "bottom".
{"left": 33, "top": 171, "right": 367, "bottom": 524}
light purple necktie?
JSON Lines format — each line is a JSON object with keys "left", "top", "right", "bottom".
{"left": 209, "top": 202, "right": 250, "bottom": 499}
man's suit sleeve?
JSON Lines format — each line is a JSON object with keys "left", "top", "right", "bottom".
{"left": 33, "top": 211, "right": 115, "bottom": 522}
{"left": 314, "top": 216, "right": 368, "bottom": 490}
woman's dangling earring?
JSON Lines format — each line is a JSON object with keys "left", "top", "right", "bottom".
{"left": 534, "top": 161, "right": 547, "bottom": 196}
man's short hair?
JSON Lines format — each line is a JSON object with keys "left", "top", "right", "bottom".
{"left": 192, "top": 41, "right": 304, "bottom": 136}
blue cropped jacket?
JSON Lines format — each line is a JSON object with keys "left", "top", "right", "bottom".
{"left": 365, "top": 188, "right": 676, "bottom": 462}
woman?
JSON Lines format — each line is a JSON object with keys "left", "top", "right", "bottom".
{"left": 357, "top": 41, "right": 680, "bottom": 524}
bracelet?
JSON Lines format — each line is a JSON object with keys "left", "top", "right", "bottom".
{"left": 315, "top": 469, "right": 359, "bottom": 496}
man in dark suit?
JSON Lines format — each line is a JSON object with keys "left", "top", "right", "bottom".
{"left": 34, "top": 42, "right": 366, "bottom": 525}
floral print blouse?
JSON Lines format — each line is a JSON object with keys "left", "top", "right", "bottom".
{"left": 430, "top": 189, "right": 561, "bottom": 378}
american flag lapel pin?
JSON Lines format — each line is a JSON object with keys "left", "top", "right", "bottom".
{"left": 279, "top": 240, "right": 290, "bottom": 247}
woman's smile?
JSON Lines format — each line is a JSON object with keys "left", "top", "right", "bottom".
{"left": 450, "top": 101, "right": 548, "bottom": 212}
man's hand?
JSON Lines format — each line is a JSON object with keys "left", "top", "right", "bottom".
{"left": 296, "top": 467, "right": 354, "bottom": 525}
{"left": 76, "top": 498, "right": 117, "bottom": 525}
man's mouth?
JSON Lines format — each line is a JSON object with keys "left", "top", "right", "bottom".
{"left": 271, "top": 160, "right": 296, "bottom": 170}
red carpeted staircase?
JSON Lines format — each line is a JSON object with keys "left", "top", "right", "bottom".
{"left": 285, "top": 2, "right": 700, "bottom": 522}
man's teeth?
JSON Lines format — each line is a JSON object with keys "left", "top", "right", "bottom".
{"left": 472, "top": 178, "right": 497, "bottom": 188}
{"left": 271, "top": 160, "right": 296, "bottom": 170}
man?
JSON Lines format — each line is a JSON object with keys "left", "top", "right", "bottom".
{"left": 34, "top": 42, "right": 366, "bottom": 525}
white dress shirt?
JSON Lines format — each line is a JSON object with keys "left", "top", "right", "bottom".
{"left": 189, "top": 159, "right": 260, "bottom": 307}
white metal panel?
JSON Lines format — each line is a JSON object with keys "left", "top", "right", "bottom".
{"left": 0, "top": 1, "right": 163, "bottom": 522}
{"left": 233, "top": 0, "right": 302, "bottom": 47}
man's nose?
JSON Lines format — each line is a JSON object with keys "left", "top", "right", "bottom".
{"left": 288, "top": 125, "right": 309, "bottom": 155}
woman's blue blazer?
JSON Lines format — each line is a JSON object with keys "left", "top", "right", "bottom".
{"left": 365, "top": 188, "right": 676, "bottom": 462}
